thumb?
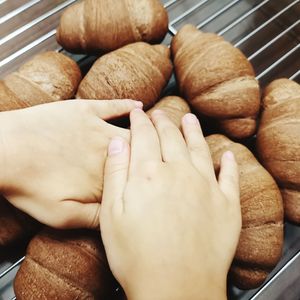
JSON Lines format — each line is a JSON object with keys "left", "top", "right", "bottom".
{"left": 102, "top": 137, "right": 130, "bottom": 213}
{"left": 86, "top": 99, "right": 143, "bottom": 120}
{"left": 218, "top": 151, "right": 240, "bottom": 204}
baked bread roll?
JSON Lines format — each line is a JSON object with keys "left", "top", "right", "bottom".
{"left": 146, "top": 95, "right": 190, "bottom": 127}
{"left": 57, "top": 0, "right": 168, "bottom": 54}
{"left": 257, "top": 79, "right": 300, "bottom": 223}
{"left": 77, "top": 42, "right": 172, "bottom": 109}
{"left": 171, "top": 24, "right": 260, "bottom": 139}
{"left": 0, "top": 197, "right": 40, "bottom": 247}
{"left": 206, "top": 134, "right": 283, "bottom": 289}
{"left": 14, "top": 229, "right": 116, "bottom": 299}
{"left": 0, "top": 51, "right": 81, "bottom": 111}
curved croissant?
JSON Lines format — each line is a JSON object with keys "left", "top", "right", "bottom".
{"left": 0, "top": 52, "right": 81, "bottom": 111}
{"left": 206, "top": 134, "right": 283, "bottom": 289}
{"left": 257, "top": 79, "right": 300, "bottom": 224}
{"left": 171, "top": 24, "right": 260, "bottom": 139}
{"left": 14, "top": 229, "right": 116, "bottom": 299}
{"left": 77, "top": 42, "right": 173, "bottom": 109}
{"left": 57, "top": 0, "right": 168, "bottom": 54}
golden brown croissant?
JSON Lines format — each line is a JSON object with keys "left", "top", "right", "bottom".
{"left": 171, "top": 24, "right": 260, "bottom": 139}
{"left": 77, "top": 42, "right": 173, "bottom": 109}
{"left": 0, "top": 51, "right": 81, "bottom": 111}
{"left": 146, "top": 95, "right": 190, "bottom": 127}
{"left": 206, "top": 134, "right": 283, "bottom": 289}
{"left": 14, "top": 229, "right": 116, "bottom": 299}
{"left": 257, "top": 78, "right": 300, "bottom": 224}
{"left": 56, "top": 0, "right": 168, "bottom": 54}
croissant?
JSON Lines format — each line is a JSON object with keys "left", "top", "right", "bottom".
{"left": 206, "top": 134, "right": 283, "bottom": 289}
{"left": 0, "top": 197, "right": 40, "bottom": 248}
{"left": 77, "top": 42, "right": 173, "bottom": 109}
{"left": 56, "top": 0, "right": 168, "bottom": 54}
{"left": 0, "top": 51, "right": 81, "bottom": 111}
{"left": 146, "top": 95, "right": 190, "bottom": 127}
{"left": 257, "top": 78, "right": 300, "bottom": 224}
{"left": 171, "top": 24, "right": 260, "bottom": 139}
{"left": 14, "top": 229, "right": 116, "bottom": 299}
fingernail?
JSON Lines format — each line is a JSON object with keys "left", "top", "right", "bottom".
{"left": 132, "top": 108, "right": 143, "bottom": 113}
{"left": 223, "top": 151, "right": 235, "bottom": 161}
{"left": 183, "top": 113, "right": 199, "bottom": 124}
{"left": 108, "top": 137, "right": 124, "bottom": 156}
{"left": 134, "top": 101, "right": 143, "bottom": 108}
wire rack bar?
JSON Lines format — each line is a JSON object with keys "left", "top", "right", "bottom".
{"left": 169, "top": 0, "right": 209, "bottom": 26}
{"left": 11, "top": 297, "right": 16, "bottom": 300}
{"left": 234, "top": 0, "right": 299, "bottom": 47}
{"left": 289, "top": 70, "right": 300, "bottom": 80}
{"left": 0, "top": 29, "right": 56, "bottom": 68}
{"left": 196, "top": 0, "right": 241, "bottom": 29}
{"left": 256, "top": 43, "right": 300, "bottom": 80}
{"left": 0, "top": 0, "right": 41, "bottom": 24}
{"left": 164, "top": 0, "right": 180, "bottom": 9}
{"left": 0, "top": 257, "right": 24, "bottom": 279}
{"left": 248, "top": 19, "right": 300, "bottom": 61}
{"left": 218, "top": 0, "right": 270, "bottom": 36}
{"left": 0, "top": 0, "right": 7, "bottom": 5}
{"left": 0, "top": 0, "right": 76, "bottom": 46}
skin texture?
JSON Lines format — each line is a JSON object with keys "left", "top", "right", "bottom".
{"left": 0, "top": 99, "right": 141, "bottom": 229}
{"left": 100, "top": 109, "right": 242, "bottom": 300}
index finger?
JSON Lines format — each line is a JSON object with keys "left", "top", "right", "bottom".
{"left": 129, "top": 109, "right": 162, "bottom": 171}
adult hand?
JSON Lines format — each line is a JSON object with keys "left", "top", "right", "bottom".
{"left": 0, "top": 99, "right": 141, "bottom": 229}
{"left": 101, "top": 109, "right": 241, "bottom": 300}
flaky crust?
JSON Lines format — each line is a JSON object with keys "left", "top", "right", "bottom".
{"left": 171, "top": 24, "right": 260, "bottom": 139}
{"left": 77, "top": 42, "right": 172, "bottom": 109}
{"left": 14, "top": 229, "right": 116, "bottom": 299}
{"left": 206, "top": 134, "right": 284, "bottom": 289}
{"left": 0, "top": 52, "right": 81, "bottom": 111}
{"left": 257, "top": 79, "right": 300, "bottom": 223}
{"left": 57, "top": 0, "right": 168, "bottom": 53}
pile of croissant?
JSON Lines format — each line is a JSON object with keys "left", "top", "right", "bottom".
{"left": 0, "top": 0, "right": 299, "bottom": 298}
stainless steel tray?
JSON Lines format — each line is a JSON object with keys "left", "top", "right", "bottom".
{"left": 0, "top": 0, "right": 299, "bottom": 299}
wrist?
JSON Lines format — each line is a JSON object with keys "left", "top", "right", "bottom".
{"left": 125, "top": 274, "right": 227, "bottom": 300}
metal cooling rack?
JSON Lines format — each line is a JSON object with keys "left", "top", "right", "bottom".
{"left": 0, "top": 0, "right": 300, "bottom": 299}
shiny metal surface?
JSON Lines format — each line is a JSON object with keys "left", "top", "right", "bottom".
{"left": 0, "top": 0, "right": 299, "bottom": 299}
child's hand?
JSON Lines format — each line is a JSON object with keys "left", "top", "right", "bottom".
{"left": 101, "top": 109, "right": 241, "bottom": 300}
{"left": 0, "top": 99, "right": 140, "bottom": 229}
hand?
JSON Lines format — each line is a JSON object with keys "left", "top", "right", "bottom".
{"left": 0, "top": 99, "right": 141, "bottom": 229}
{"left": 100, "top": 109, "right": 241, "bottom": 300}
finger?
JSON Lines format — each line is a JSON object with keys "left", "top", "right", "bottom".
{"left": 102, "top": 137, "right": 130, "bottom": 212}
{"left": 130, "top": 108, "right": 161, "bottom": 167}
{"left": 218, "top": 151, "right": 240, "bottom": 204}
{"left": 81, "top": 99, "right": 143, "bottom": 120}
{"left": 182, "top": 113, "right": 215, "bottom": 176}
{"left": 151, "top": 110, "right": 190, "bottom": 162}
{"left": 54, "top": 201, "right": 101, "bottom": 229}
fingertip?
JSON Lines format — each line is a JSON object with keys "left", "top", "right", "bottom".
{"left": 222, "top": 151, "right": 235, "bottom": 162}
{"left": 108, "top": 137, "right": 128, "bottom": 156}
{"left": 182, "top": 113, "right": 200, "bottom": 126}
